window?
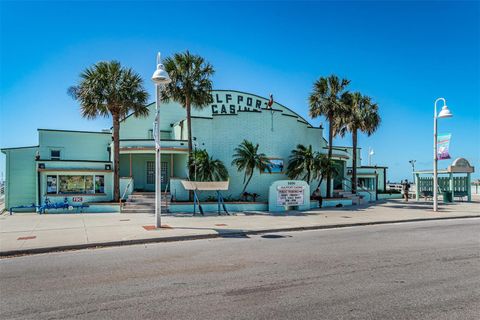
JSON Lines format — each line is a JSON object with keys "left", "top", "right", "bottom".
{"left": 46, "top": 175, "right": 57, "bottom": 194}
{"left": 47, "top": 175, "right": 105, "bottom": 195}
{"left": 148, "top": 129, "right": 154, "bottom": 139}
{"left": 95, "top": 176, "right": 105, "bottom": 193}
{"left": 50, "top": 150, "right": 61, "bottom": 160}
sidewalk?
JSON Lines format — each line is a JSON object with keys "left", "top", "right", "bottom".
{"left": 1, "top": 199, "right": 479, "bottom": 256}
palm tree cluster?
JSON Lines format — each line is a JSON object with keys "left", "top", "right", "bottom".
{"left": 336, "top": 92, "right": 381, "bottom": 193}
{"left": 69, "top": 61, "right": 149, "bottom": 201}
{"left": 161, "top": 51, "right": 215, "bottom": 169}
{"left": 309, "top": 75, "right": 381, "bottom": 196}
{"left": 189, "top": 149, "right": 229, "bottom": 182}
{"left": 286, "top": 144, "right": 338, "bottom": 193}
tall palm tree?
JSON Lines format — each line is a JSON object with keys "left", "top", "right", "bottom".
{"left": 286, "top": 144, "right": 316, "bottom": 183}
{"left": 312, "top": 153, "right": 338, "bottom": 191}
{"left": 161, "top": 51, "right": 214, "bottom": 170}
{"left": 190, "top": 149, "right": 229, "bottom": 182}
{"left": 309, "top": 74, "right": 350, "bottom": 198}
{"left": 69, "top": 61, "right": 149, "bottom": 201}
{"left": 337, "top": 92, "right": 381, "bottom": 193}
{"left": 231, "top": 140, "right": 271, "bottom": 194}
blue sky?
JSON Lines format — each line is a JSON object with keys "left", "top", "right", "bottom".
{"left": 0, "top": 1, "right": 479, "bottom": 182}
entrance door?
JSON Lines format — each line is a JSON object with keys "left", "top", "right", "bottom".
{"left": 161, "top": 161, "right": 169, "bottom": 191}
{"left": 333, "top": 160, "right": 345, "bottom": 190}
{"left": 145, "top": 160, "right": 169, "bottom": 192}
{"left": 145, "top": 161, "right": 155, "bottom": 191}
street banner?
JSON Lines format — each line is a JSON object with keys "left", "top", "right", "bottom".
{"left": 437, "top": 133, "right": 451, "bottom": 160}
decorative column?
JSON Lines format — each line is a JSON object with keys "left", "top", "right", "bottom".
{"left": 449, "top": 172, "right": 454, "bottom": 203}
{"left": 467, "top": 173, "right": 472, "bottom": 201}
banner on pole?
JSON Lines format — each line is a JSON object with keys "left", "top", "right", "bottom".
{"left": 437, "top": 133, "right": 451, "bottom": 160}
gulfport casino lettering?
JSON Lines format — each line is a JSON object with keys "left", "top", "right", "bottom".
{"left": 211, "top": 92, "right": 267, "bottom": 115}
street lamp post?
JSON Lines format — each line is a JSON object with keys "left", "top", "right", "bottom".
{"left": 433, "top": 98, "right": 453, "bottom": 212}
{"left": 151, "top": 52, "right": 171, "bottom": 228}
{"left": 409, "top": 160, "right": 416, "bottom": 183}
{"left": 193, "top": 137, "right": 198, "bottom": 181}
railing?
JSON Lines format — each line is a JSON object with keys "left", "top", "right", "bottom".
{"left": 341, "top": 177, "right": 376, "bottom": 202}
{"left": 119, "top": 177, "right": 133, "bottom": 206}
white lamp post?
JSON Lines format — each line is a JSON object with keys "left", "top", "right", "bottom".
{"left": 433, "top": 97, "right": 453, "bottom": 212}
{"left": 409, "top": 160, "right": 416, "bottom": 183}
{"left": 368, "top": 147, "right": 374, "bottom": 166}
{"left": 151, "top": 52, "right": 171, "bottom": 228}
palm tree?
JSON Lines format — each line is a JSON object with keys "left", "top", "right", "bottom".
{"left": 231, "top": 140, "right": 271, "bottom": 194}
{"left": 69, "top": 61, "right": 149, "bottom": 201}
{"left": 312, "top": 153, "right": 338, "bottom": 191}
{"left": 309, "top": 75, "right": 350, "bottom": 198}
{"left": 286, "top": 144, "right": 316, "bottom": 183}
{"left": 161, "top": 51, "right": 214, "bottom": 171}
{"left": 337, "top": 92, "right": 381, "bottom": 193}
{"left": 190, "top": 149, "right": 229, "bottom": 182}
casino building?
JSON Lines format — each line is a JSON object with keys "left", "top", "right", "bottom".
{"left": 1, "top": 90, "right": 390, "bottom": 212}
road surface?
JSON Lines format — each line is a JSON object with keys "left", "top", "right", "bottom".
{"left": 1, "top": 219, "right": 479, "bottom": 319}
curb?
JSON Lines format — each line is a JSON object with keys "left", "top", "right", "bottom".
{"left": 1, "top": 215, "right": 479, "bottom": 258}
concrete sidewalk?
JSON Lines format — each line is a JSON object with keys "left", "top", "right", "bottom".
{"left": 1, "top": 199, "right": 479, "bottom": 256}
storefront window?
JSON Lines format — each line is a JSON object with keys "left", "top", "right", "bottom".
{"left": 58, "top": 175, "right": 94, "bottom": 194}
{"left": 46, "top": 174, "right": 105, "bottom": 195}
{"left": 46, "top": 175, "right": 57, "bottom": 194}
{"left": 95, "top": 175, "right": 105, "bottom": 193}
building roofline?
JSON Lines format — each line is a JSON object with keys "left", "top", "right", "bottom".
{"left": 213, "top": 89, "right": 315, "bottom": 126}
{"left": 351, "top": 165, "right": 388, "bottom": 169}
{"left": 38, "top": 128, "right": 111, "bottom": 135}
{"left": 332, "top": 146, "right": 362, "bottom": 150}
{"left": 1, "top": 145, "right": 39, "bottom": 153}
{"left": 120, "top": 90, "right": 322, "bottom": 129}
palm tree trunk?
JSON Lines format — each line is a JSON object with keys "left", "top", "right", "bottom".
{"left": 352, "top": 128, "right": 358, "bottom": 194}
{"left": 186, "top": 97, "right": 193, "bottom": 157}
{"left": 326, "top": 115, "right": 334, "bottom": 198}
{"left": 317, "top": 176, "right": 324, "bottom": 189}
{"left": 112, "top": 114, "right": 120, "bottom": 202}
{"left": 242, "top": 172, "right": 254, "bottom": 194}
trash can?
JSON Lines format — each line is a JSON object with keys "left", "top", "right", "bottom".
{"left": 443, "top": 191, "right": 453, "bottom": 203}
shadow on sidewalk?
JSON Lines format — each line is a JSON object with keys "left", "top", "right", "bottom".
{"left": 170, "top": 226, "right": 251, "bottom": 239}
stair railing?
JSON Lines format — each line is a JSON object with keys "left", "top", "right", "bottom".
{"left": 119, "top": 177, "right": 133, "bottom": 207}
{"left": 341, "top": 177, "right": 376, "bottom": 202}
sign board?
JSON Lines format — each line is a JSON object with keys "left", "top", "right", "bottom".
{"left": 72, "top": 197, "right": 83, "bottom": 202}
{"left": 180, "top": 180, "right": 229, "bottom": 191}
{"left": 276, "top": 185, "right": 304, "bottom": 206}
{"left": 268, "top": 180, "right": 310, "bottom": 212}
{"left": 437, "top": 133, "right": 452, "bottom": 160}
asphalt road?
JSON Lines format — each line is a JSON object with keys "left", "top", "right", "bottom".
{"left": 1, "top": 219, "right": 479, "bottom": 320}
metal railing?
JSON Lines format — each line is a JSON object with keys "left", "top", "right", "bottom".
{"left": 340, "top": 177, "right": 376, "bottom": 202}
{"left": 119, "top": 177, "right": 133, "bottom": 206}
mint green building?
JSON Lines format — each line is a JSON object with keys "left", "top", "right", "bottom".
{"left": 1, "top": 90, "right": 389, "bottom": 212}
